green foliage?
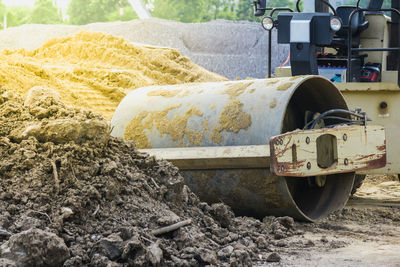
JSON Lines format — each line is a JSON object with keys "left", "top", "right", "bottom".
{"left": 149, "top": 0, "right": 208, "bottom": 22}
{"left": 6, "top": 6, "right": 31, "bottom": 27}
{"left": 30, "top": 0, "right": 63, "bottom": 24}
{"left": 67, "top": 0, "right": 138, "bottom": 25}
{"left": 147, "top": 0, "right": 297, "bottom": 23}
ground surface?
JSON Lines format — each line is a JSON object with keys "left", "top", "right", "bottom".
{"left": 268, "top": 175, "right": 400, "bottom": 266}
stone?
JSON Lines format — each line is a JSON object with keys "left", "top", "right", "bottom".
{"left": 96, "top": 233, "right": 123, "bottom": 261}
{"left": 146, "top": 242, "right": 163, "bottom": 265}
{"left": 266, "top": 252, "right": 281, "bottom": 262}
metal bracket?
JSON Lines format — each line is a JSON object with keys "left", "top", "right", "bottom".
{"left": 270, "top": 125, "right": 386, "bottom": 177}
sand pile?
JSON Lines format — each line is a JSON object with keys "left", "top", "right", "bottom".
{"left": 0, "top": 30, "right": 226, "bottom": 120}
{"left": 0, "top": 87, "right": 306, "bottom": 266}
{"left": 0, "top": 19, "right": 289, "bottom": 79}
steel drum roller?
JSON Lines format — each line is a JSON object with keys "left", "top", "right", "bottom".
{"left": 111, "top": 76, "right": 355, "bottom": 221}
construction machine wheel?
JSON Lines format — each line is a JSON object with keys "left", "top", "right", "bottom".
{"left": 351, "top": 174, "right": 366, "bottom": 195}
{"left": 111, "top": 76, "right": 356, "bottom": 221}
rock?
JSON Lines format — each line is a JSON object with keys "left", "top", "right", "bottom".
{"left": 90, "top": 253, "right": 121, "bottom": 267}
{"left": 62, "top": 256, "right": 82, "bottom": 267}
{"left": 146, "top": 242, "right": 163, "bottom": 265}
{"left": 229, "top": 249, "right": 251, "bottom": 267}
{"left": 170, "top": 255, "right": 188, "bottom": 266}
{"left": 210, "top": 203, "right": 234, "bottom": 228}
{"left": 61, "top": 207, "right": 74, "bottom": 220}
{"left": 266, "top": 252, "right": 281, "bottom": 262}
{"left": 156, "top": 212, "right": 180, "bottom": 226}
{"left": 121, "top": 235, "right": 145, "bottom": 260}
{"left": 277, "top": 216, "right": 295, "bottom": 230}
{"left": 321, "top": 236, "right": 329, "bottom": 243}
{"left": 118, "top": 227, "right": 133, "bottom": 241}
{"left": 199, "top": 249, "right": 217, "bottom": 265}
{"left": 101, "top": 161, "right": 118, "bottom": 175}
{"left": 276, "top": 239, "right": 288, "bottom": 247}
{"left": 0, "top": 228, "right": 70, "bottom": 266}
{"left": 255, "top": 236, "right": 269, "bottom": 249}
{"left": 0, "top": 258, "right": 16, "bottom": 267}
{"left": 273, "top": 230, "right": 287, "bottom": 240}
{"left": 95, "top": 233, "right": 123, "bottom": 261}
{"left": 0, "top": 228, "right": 13, "bottom": 241}
{"left": 217, "top": 245, "right": 234, "bottom": 259}
{"left": 305, "top": 239, "right": 315, "bottom": 247}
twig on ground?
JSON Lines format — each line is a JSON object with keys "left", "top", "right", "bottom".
{"left": 92, "top": 204, "right": 100, "bottom": 216}
{"left": 140, "top": 235, "right": 154, "bottom": 243}
{"left": 29, "top": 210, "right": 52, "bottom": 224}
{"left": 150, "top": 178, "right": 160, "bottom": 189}
{"left": 151, "top": 219, "right": 192, "bottom": 236}
{"left": 69, "top": 161, "right": 78, "bottom": 182}
{"left": 49, "top": 159, "right": 59, "bottom": 194}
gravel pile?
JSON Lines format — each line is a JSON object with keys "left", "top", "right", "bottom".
{"left": 0, "top": 18, "right": 289, "bottom": 79}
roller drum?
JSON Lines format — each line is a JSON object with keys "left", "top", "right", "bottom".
{"left": 111, "top": 76, "right": 355, "bottom": 221}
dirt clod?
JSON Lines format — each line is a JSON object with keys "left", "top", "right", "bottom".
{"left": 0, "top": 228, "right": 70, "bottom": 267}
{"left": 266, "top": 252, "right": 281, "bottom": 262}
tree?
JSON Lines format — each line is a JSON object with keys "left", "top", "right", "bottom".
{"left": 30, "top": 0, "right": 63, "bottom": 24}
{"left": 67, "top": 0, "right": 138, "bottom": 25}
{"left": 6, "top": 6, "right": 31, "bottom": 27}
{"left": 149, "top": 0, "right": 210, "bottom": 22}
{"left": 146, "top": 0, "right": 297, "bottom": 23}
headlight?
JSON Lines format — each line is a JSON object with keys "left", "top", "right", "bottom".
{"left": 330, "top": 17, "right": 342, "bottom": 32}
{"left": 262, "top": 16, "right": 274, "bottom": 31}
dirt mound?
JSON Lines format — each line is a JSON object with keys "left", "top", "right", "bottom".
{"left": 0, "top": 31, "right": 226, "bottom": 120}
{"left": 0, "top": 88, "right": 304, "bottom": 266}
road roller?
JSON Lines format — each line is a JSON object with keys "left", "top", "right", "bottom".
{"left": 254, "top": 0, "right": 400, "bottom": 193}
{"left": 111, "top": 75, "right": 386, "bottom": 221}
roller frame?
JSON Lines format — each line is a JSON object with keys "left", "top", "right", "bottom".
{"left": 140, "top": 125, "right": 386, "bottom": 177}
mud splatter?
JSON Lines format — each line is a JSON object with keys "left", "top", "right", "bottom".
{"left": 277, "top": 82, "right": 294, "bottom": 91}
{"left": 211, "top": 100, "right": 252, "bottom": 144}
{"left": 147, "top": 89, "right": 183, "bottom": 98}
{"left": 124, "top": 105, "right": 205, "bottom": 148}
